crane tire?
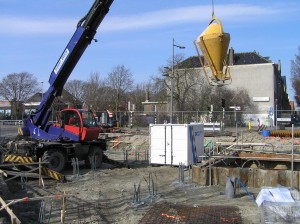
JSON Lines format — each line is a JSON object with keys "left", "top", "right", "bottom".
{"left": 85, "top": 147, "right": 103, "bottom": 169}
{"left": 42, "top": 149, "right": 66, "bottom": 173}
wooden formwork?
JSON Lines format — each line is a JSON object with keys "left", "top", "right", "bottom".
{"left": 192, "top": 166, "right": 300, "bottom": 190}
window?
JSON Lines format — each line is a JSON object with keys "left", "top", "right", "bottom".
{"left": 81, "top": 111, "right": 97, "bottom": 128}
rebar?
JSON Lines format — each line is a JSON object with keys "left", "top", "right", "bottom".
{"left": 133, "top": 182, "right": 141, "bottom": 204}
{"left": 143, "top": 172, "right": 158, "bottom": 198}
{"left": 71, "top": 158, "right": 79, "bottom": 176}
{"left": 38, "top": 200, "right": 46, "bottom": 224}
{"left": 20, "top": 175, "right": 28, "bottom": 190}
{"left": 123, "top": 149, "right": 128, "bottom": 166}
{"left": 47, "top": 201, "right": 53, "bottom": 224}
{"left": 178, "top": 163, "right": 185, "bottom": 183}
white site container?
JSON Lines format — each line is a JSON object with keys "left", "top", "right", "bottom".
{"left": 149, "top": 123, "right": 204, "bottom": 166}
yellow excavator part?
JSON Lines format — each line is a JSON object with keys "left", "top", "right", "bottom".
{"left": 194, "top": 16, "right": 231, "bottom": 86}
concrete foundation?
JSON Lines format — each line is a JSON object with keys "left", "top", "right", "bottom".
{"left": 192, "top": 166, "right": 300, "bottom": 190}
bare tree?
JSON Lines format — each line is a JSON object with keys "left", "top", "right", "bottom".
{"left": 84, "top": 72, "right": 110, "bottom": 111}
{"left": 163, "top": 54, "right": 205, "bottom": 111}
{"left": 0, "top": 72, "right": 40, "bottom": 119}
{"left": 291, "top": 46, "right": 300, "bottom": 106}
{"left": 127, "top": 81, "right": 158, "bottom": 112}
{"left": 107, "top": 65, "right": 133, "bottom": 113}
{"left": 160, "top": 53, "right": 255, "bottom": 124}
{"left": 65, "top": 79, "right": 86, "bottom": 102}
{"left": 144, "top": 74, "right": 166, "bottom": 108}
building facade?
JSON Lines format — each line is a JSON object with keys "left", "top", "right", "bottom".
{"left": 177, "top": 50, "right": 290, "bottom": 126}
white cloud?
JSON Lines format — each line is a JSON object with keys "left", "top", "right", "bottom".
{"left": 0, "top": 3, "right": 285, "bottom": 35}
{"left": 0, "top": 16, "right": 75, "bottom": 35}
{"left": 103, "top": 4, "right": 278, "bottom": 31}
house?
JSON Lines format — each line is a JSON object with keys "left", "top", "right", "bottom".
{"left": 0, "top": 100, "right": 12, "bottom": 119}
{"left": 175, "top": 49, "right": 290, "bottom": 126}
{"left": 141, "top": 90, "right": 168, "bottom": 124}
{"left": 24, "top": 90, "right": 82, "bottom": 121}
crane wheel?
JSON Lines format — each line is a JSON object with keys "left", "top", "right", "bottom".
{"left": 85, "top": 147, "right": 103, "bottom": 169}
{"left": 42, "top": 149, "right": 66, "bottom": 173}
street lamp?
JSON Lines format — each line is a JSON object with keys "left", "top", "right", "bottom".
{"left": 168, "top": 38, "right": 185, "bottom": 124}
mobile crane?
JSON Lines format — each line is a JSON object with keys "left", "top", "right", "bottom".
{"left": 8, "top": 0, "right": 114, "bottom": 172}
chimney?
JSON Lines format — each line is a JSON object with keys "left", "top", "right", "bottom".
{"left": 228, "top": 47, "right": 234, "bottom": 66}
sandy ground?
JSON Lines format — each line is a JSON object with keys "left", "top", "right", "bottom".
{"left": 0, "top": 129, "right": 299, "bottom": 223}
{"left": 0, "top": 165, "right": 261, "bottom": 223}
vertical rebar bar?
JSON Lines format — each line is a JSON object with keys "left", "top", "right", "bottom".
{"left": 72, "top": 158, "right": 79, "bottom": 177}
{"left": 38, "top": 200, "right": 45, "bottom": 224}
{"left": 133, "top": 182, "right": 141, "bottom": 204}
{"left": 178, "top": 163, "right": 184, "bottom": 183}
{"left": 154, "top": 172, "right": 158, "bottom": 195}
{"left": 137, "top": 183, "right": 141, "bottom": 202}
{"left": 47, "top": 201, "right": 53, "bottom": 224}
{"left": 20, "top": 175, "right": 27, "bottom": 190}
{"left": 133, "top": 183, "right": 136, "bottom": 203}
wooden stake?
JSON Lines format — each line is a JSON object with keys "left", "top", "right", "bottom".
{"left": 61, "top": 191, "right": 66, "bottom": 223}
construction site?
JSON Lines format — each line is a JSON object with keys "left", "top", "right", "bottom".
{"left": 0, "top": 125, "right": 300, "bottom": 223}
{"left": 0, "top": 0, "right": 300, "bottom": 223}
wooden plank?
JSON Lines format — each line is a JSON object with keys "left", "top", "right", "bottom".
{"left": 4, "top": 170, "right": 44, "bottom": 181}
{"left": 0, "top": 169, "right": 7, "bottom": 177}
{"left": 239, "top": 152, "right": 300, "bottom": 161}
{"left": 0, "top": 196, "right": 21, "bottom": 224}
{"left": 216, "top": 142, "right": 271, "bottom": 146}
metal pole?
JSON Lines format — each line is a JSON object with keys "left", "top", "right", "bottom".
{"left": 222, "top": 107, "right": 225, "bottom": 130}
{"left": 234, "top": 105, "right": 237, "bottom": 140}
{"left": 171, "top": 38, "right": 174, "bottom": 124}
{"left": 171, "top": 125, "right": 173, "bottom": 166}
{"left": 291, "top": 123, "right": 294, "bottom": 188}
{"left": 170, "top": 38, "right": 185, "bottom": 124}
{"left": 275, "top": 99, "right": 278, "bottom": 130}
{"left": 154, "top": 105, "right": 157, "bottom": 124}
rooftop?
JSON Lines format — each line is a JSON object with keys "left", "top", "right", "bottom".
{"left": 178, "top": 51, "right": 272, "bottom": 69}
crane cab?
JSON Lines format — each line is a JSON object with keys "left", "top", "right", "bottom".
{"left": 59, "top": 109, "right": 99, "bottom": 142}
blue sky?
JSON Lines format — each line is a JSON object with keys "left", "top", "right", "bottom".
{"left": 0, "top": 0, "right": 299, "bottom": 100}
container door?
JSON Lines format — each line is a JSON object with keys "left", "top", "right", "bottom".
{"left": 171, "top": 125, "right": 188, "bottom": 166}
{"left": 164, "top": 125, "right": 173, "bottom": 165}
{"left": 150, "top": 125, "right": 167, "bottom": 165}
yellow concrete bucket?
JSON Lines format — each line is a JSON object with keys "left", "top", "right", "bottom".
{"left": 194, "top": 16, "right": 231, "bottom": 86}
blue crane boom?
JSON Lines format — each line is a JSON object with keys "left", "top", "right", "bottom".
{"left": 22, "top": 0, "right": 114, "bottom": 138}
{"left": 11, "top": 0, "right": 115, "bottom": 172}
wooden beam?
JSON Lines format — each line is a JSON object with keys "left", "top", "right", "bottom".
{"left": 0, "top": 196, "right": 21, "bottom": 224}
{"left": 0, "top": 169, "right": 7, "bottom": 177}
{"left": 239, "top": 152, "right": 300, "bottom": 161}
